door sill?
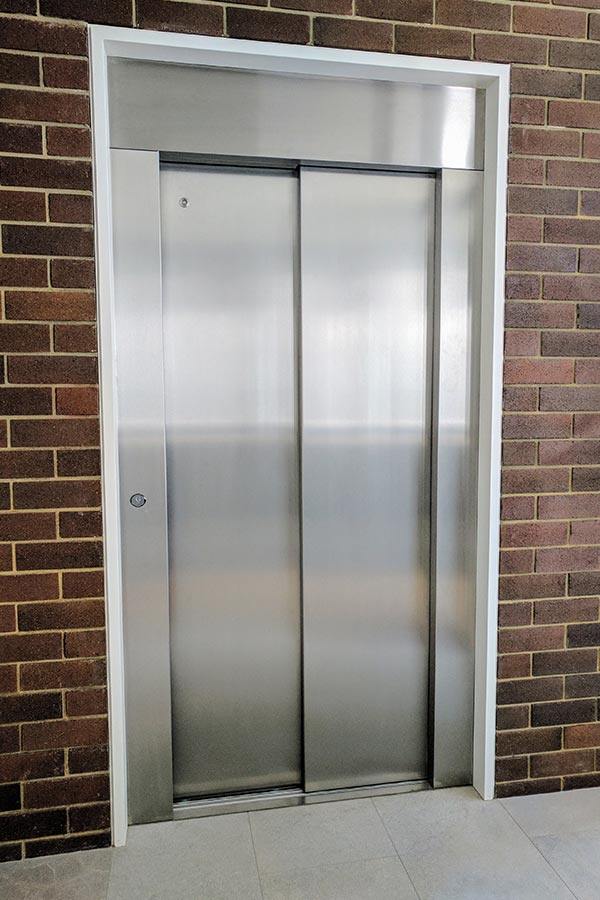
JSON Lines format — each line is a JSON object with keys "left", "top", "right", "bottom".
{"left": 172, "top": 779, "right": 431, "bottom": 819}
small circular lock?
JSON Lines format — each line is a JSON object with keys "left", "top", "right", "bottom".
{"left": 130, "top": 493, "right": 147, "bottom": 509}
{"left": 179, "top": 197, "right": 189, "bottom": 208}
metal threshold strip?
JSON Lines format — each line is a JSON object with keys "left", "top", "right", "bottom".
{"left": 173, "top": 780, "right": 431, "bottom": 819}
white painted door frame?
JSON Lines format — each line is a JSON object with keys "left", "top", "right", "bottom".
{"left": 88, "top": 25, "right": 509, "bottom": 847}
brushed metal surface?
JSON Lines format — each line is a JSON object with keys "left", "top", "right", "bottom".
{"left": 160, "top": 165, "right": 302, "bottom": 800}
{"left": 108, "top": 59, "right": 483, "bottom": 171}
{"left": 300, "top": 168, "right": 434, "bottom": 792}
{"left": 431, "top": 169, "right": 482, "bottom": 787}
{"left": 111, "top": 149, "right": 174, "bottom": 824}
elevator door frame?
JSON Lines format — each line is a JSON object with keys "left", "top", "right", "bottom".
{"left": 90, "top": 26, "right": 509, "bottom": 846}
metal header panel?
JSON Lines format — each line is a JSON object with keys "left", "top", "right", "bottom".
{"left": 108, "top": 58, "right": 484, "bottom": 170}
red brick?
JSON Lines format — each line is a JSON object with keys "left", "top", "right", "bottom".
{"left": 547, "top": 159, "right": 600, "bottom": 187}
{"left": 583, "top": 132, "right": 600, "bottom": 160}
{"left": 500, "top": 548, "right": 534, "bottom": 574}
{"left": 509, "top": 158, "right": 544, "bottom": 186}
{"left": 550, "top": 40, "right": 600, "bottom": 71}
{"left": 510, "top": 97, "right": 546, "bottom": 125}
{"left": 573, "top": 468, "right": 600, "bottom": 492}
{"left": 542, "top": 332, "right": 600, "bottom": 357}
{"left": 581, "top": 191, "right": 600, "bottom": 217}
{"left": 436, "top": 0, "right": 509, "bottom": 31}
{"left": 395, "top": 23, "right": 471, "bottom": 58}
{"left": 228, "top": 8, "right": 310, "bottom": 43}
{"left": 0, "top": 324, "right": 50, "bottom": 353}
{"left": 506, "top": 245, "right": 577, "bottom": 273}
{"left": 514, "top": 5, "right": 586, "bottom": 38}
{"left": 0, "top": 573, "right": 58, "bottom": 602}
{"left": 564, "top": 723, "right": 600, "bottom": 749}
{"left": 475, "top": 32, "right": 546, "bottom": 65}
{"left": 571, "top": 568, "right": 600, "bottom": 592}
{"left": 503, "top": 386, "right": 538, "bottom": 412}
{"left": 504, "top": 330, "right": 540, "bottom": 357}
{"left": 498, "top": 624, "right": 564, "bottom": 653}
{"left": 503, "top": 413, "right": 571, "bottom": 439}
{"left": 571, "top": 519, "right": 600, "bottom": 543}
{"left": 504, "top": 359, "right": 573, "bottom": 386}
{"left": 540, "top": 386, "right": 600, "bottom": 412}
{"left": 56, "top": 387, "right": 98, "bottom": 416}
{"left": 531, "top": 749, "right": 595, "bottom": 777}
{"left": 22, "top": 717, "right": 108, "bottom": 750}
{"left": 502, "top": 441, "right": 537, "bottom": 467}
{"left": 539, "top": 493, "right": 600, "bottom": 519}
{"left": 502, "top": 467, "right": 569, "bottom": 494}
{"left": 546, "top": 217, "right": 600, "bottom": 245}
{"left": 539, "top": 439, "right": 600, "bottom": 464}
{"left": 543, "top": 275, "right": 600, "bottom": 301}
{"left": 506, "top": 275, "right": 541, "bottom": 300}
{"left": 507, "top": 216, "right": 543, "bottom": 243}
{"left": 575, "top": 413, "right": 600, "bottom": 437}
{"left": 579, "top": 304, "right": 600, "bottom": 329}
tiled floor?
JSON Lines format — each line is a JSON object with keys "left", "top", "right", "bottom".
{"left": 2, "top": 786, "right": 600, "bottom": 899}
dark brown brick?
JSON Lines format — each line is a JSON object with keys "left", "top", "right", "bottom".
{"left": 20, "top": 658, "right": 105, "bottom": 691}
{"left": 534, "top": 597, "right": 599, "bottom": 625}
{"left": 0, "top": 667, "right": 17, "bottom": 693}
{"left": 498, "top": 601, "right": 532, "bottom": 627}
{"left": 500, "top": 548, "right": 534, "bottom": 574}
{"left": 475, "top": 33, "right": 546, "bottom": 65}
{"left": 314, "top": 16, "right": 393, "bottom": 51}
{"left": 531, "top": 749, "right": 595, "bottom": 778}
{"left": 5, "top": 291, "right": 96, "bottom": 322}
{"left": 136, "top": 0, "right": 222, "bottom": 34}
{"left": 496, "top": 728, "right": 562, "bottom": 757}
{"left": 568, "top": 622, "right": 600, "bottom": 646}
{"left": 54, "top": 324, "right": 97, "bottom": 353}
{"left": 0, "top": 633, "right": 62, "bottom": 663}
{"left": 274, "top": 0, "right": 349, "bottom": 11}
{"left": 60, "top": 510, "right": 102, "bottom": 538}
{"left": 228, "top": 8, "right": 309, "bottom": 43}
{"left": 355, "top": 0, "right": 431, "bottom": 22}
{"left": 546, "top": 217, "right": 600, "bottom": 245}
{"left": 68, "top": 801, "right": 110, "bottom": 833}
{"left": 564, "top": 773, "right": 600, "bottom": 790}
{"left": 0, "top": 49, "right": 40, "bottom": 84}
{"left": 0, "top": 693, "right": 62, "bottom": 725}
{"left": 572, "top": 468, "right": 600, "bottom": 492}
{"left": 13, "top": 479, "right": 100, "bottom": 510}
{"left": 0, "top": 751, "right": 64, "bottom": 784}
{"left": 502, "top": 522, "right": 568, "bottom": 548}
{"left": 0, "top": 727, "right": 19, "bottom": 754}
{"left": 25, "top": 832, "right": 110, "bottom": 857}
{"left": 496, "top": 756, "right": 528, "bottom": 782}
{"left": 544, "top": 275, "right": 600, "bottom": 301}
{"left": 0, "top": 122, "right": 42, "bottom": 155}
{"left": 502, "top": 467, "right": 569, "bottom": 494}
{"left": 0, "top": 573, "right": 58, "bottom": 602}
{"left": 0, "top": 387, "right": 52, "bottom": 416}
{"left": 497, "top": 706, "right": 530, "bottom": 731}
{"left": 502, "top": 386, "right": 538, "bottom": 413}
{"left": 0, "top": 157, "right": 91, "bottom": 191}
{"left": 62, "top": 569, "right": 103, "bottom": 598}
{"left": 506, "top": 274, "right": 541, "bottom": 300}
{"left": 42, "top": 56, "right": 88, "bottom": 90}
{"left": 0, "top": 190, "right": 46, "bottom": 222}
{"left": 564, "top": 723, "right": 600, "bottom": 749}
{"left": 533, "top": 649, "right": 597, "bottom": 676}
{"left": 496, "top": 778, "right": 561, "bottom": 798}
{"left": 56, "top": 386, "right": 98, "bottom": 416}
{"left": 548, "top": 159, "right": 600, "bottom": 187}
{"left": 498, "top": 624, "right": 564, "bottom": 654}
{"left": 18, "top": 599, "right": 104, "bottom": 631}
{"left": 510, "top": 97, "right": 545, "bottom": 125}
{"left": 0, "top": 325, "right": 50, "bottom": 354}
{"left": 514, "top": 5, "right": 586, "bottom": 38}
{"left": 57, "top": 449, "right": 100, "bottom": 477}
{"left": 24, "top": 773, "right": 109, "bottom": 809}
{"left": 542, "top": 332, "right": 600, "bottom": 358}
{"left": 2, "top": 225, "right": 93, "bottom": 259}
{"left": 550, "top": 40, "right": 600, "bottom": 70}
{"left": 498, "top": 653, "right": 531, "bottom": 678}
{"left": 11, "top": 418, "right": 99, "bottom": 448}
{"left": 0, "top": 513, "right": 55, "bottom": 542}
{"left": 511, "top": 68, "right": 582, "bottom": 100}
{"left": 539, "top": 493, "right": 600, "bottom": 519}
{"left": 436, "top": 0, "right": 509, "bottom": 31}
{"left": 0, "top": 88, "right": 89, "bottom": 125}
{"left": 0, "top": 258, "right": 47, "bottom": 289}
{"left": 49, "top": 194, "right": 92, "bottom": 226}
{"left": 16, "top": 541, "right": 103, "bottom": 572}
{"left": 66, "top": 687, "right": 106, "bottom": 716}
{"left": 566, "top": 674, "right": 600, "bottom": 699}
{"left": 64, "top": 629, "right": 105, "bottom": 658}
{"left": 0, "top": 19, "right": 86, "bottom": 55}
{"left": 503, "top": 414, "right": 571, "bottom": 440}
{"left": 506, "top": 244, "right": 577, "bottom": 273}
{"left": 22, "top": 717, "right": 108, "bottom": 750}
{"left": 532, "top": 699, "right": 597, "bottom": 726}
{"left": 499, "top": 573, "right": 566, "bottom": 601}
{"left": 0, "top": 809, "right": 66, "bottom": 841}
{"left": 540, "top": 386, "right": 600, "bottom": 412}
{"left": 50, "top": 259, "right": 95, "bottom": 290}
{"left": 497, "top": 676, "right": 563, "bottom": 705}
{"left": 68, "top": 745, "right": 108, "bottom": 774}
{"left": 502, "top": 441, "right": 537, "bottom": 467}
{"left": 39, "top": 0, "right": 133, "bottom": 25}
{"left": 575, "top": 414, "right": 600, "bottom": 437}
{"left": 396, "top": 23, "right": 471, "bottom": 58}
{"left": 47, "top": 125, "right": 91, "bottom": 159}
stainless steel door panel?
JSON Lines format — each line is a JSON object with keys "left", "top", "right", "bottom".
{"left": 161, "top": 166, "right": 301, "bottom": 799}
{"left": 300, "top": 168, "right": 434, "bottom": 791}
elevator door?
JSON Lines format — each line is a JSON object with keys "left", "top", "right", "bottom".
{"left": 161, "top": 166, "right": 301, "bottom": 800}
{"left": 301, "top": 169, "right": 433, "bottom": 791}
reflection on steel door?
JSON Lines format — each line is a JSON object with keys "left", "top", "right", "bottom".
{"left": 161, "top": 166, "right": 301, "bottom": 799}
{"left": 160, "top": 163, "right": 432, "bottom": 801}
{"left": 301, "top": 169, "right": 433, "bottom": 791}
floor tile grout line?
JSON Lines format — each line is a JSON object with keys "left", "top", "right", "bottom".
{"left": 247, "top": 812, "right": 266, "bottom": 900}
{"left": 369, "top": 798, "right": 424, "bottom": 900}
{"left": 500, "top": 802, "right": 580, "bottom": 900}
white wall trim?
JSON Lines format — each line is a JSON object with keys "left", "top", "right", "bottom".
{"left": 89, "top": 26, "right": 509, "bottom": 846}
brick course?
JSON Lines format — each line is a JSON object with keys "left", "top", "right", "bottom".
{"left": 1, "top": 0, "right": 600, "bottom": 860}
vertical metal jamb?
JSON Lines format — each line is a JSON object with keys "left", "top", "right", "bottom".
{"left": 111, "top": 149, "right": 174, "bottom": 823}
{"left": 431, "top": 169, "right": 483, "bottom": 788}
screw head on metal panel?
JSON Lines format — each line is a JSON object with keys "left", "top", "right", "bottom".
{"left": 130, "top": 493, "right": 147, "bottom": 508}
{"left": 179, "top": 197, "right": 189, "bottom": 208}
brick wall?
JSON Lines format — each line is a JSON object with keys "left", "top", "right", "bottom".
{"left": 1, "top": 0, "right": 600, "bottom": 862}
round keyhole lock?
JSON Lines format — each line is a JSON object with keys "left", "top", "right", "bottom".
{"left": 130, "top": 493, "right": 147, "bottom": 509}
{"left": 179, "top": 197, "right": 189, "bottom": 208}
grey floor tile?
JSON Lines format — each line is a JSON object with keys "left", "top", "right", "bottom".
{"left": 249, "top": 798, "right": 395, "bottom": 877}
{"left": 0, "top": 847, "right": 112, "bottom": 900}
{"left": 533, "top": 827, "right": 600, "bottom": 900}
{"left": 502, "top": 786, "right": 600, "bottom": 839}
{"left": 375, "top": 786, "right": 575, "bottom": 900}
{"left": 107, "top": 814, "right": 262, "bottom": 900}
{"left": 260, "top": 856, "right": 419, "bottom": 900}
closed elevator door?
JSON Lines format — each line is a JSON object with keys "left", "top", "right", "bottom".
{"left": 160, "top": 162, "right": 433, "bottom": 803}
{"left": 161, "top": 165, "right": 301, "bottom": 800}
